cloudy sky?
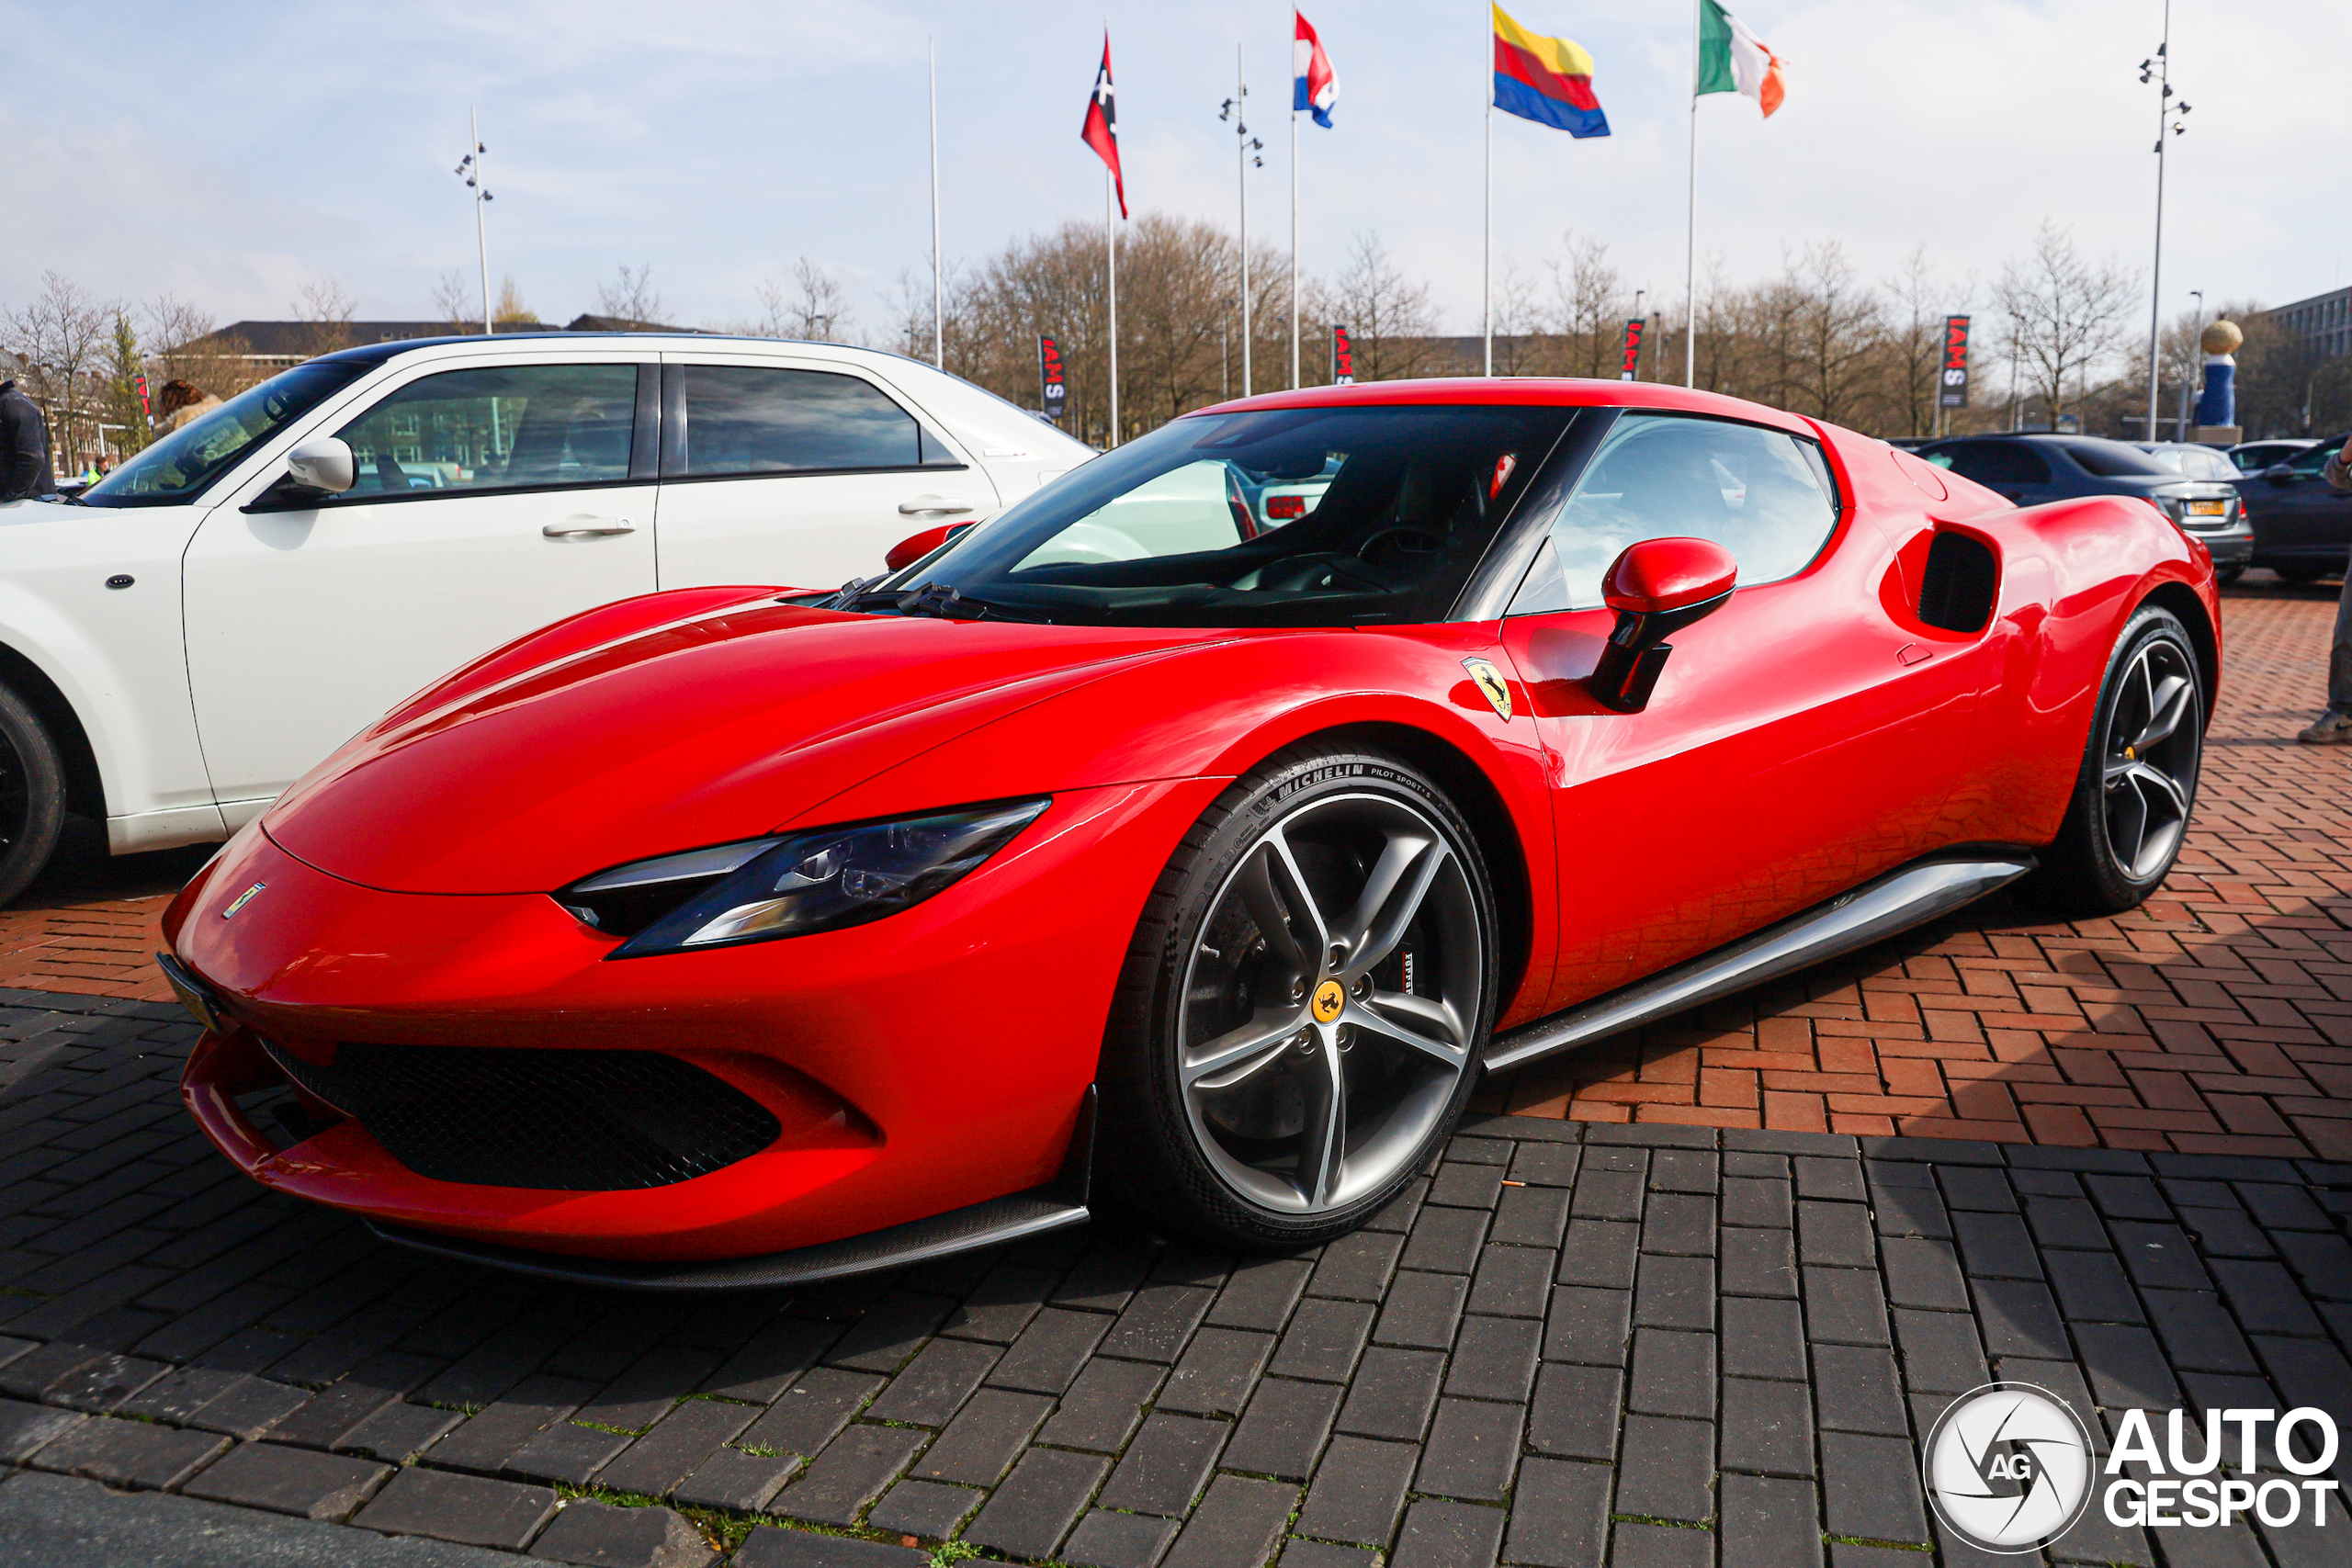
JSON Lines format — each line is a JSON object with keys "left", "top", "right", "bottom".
{"left": 5, "top": 0, "right": 2346, "bottom": 340}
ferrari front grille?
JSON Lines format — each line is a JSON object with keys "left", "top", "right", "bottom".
{"left": 260, "top": 1041, "right": 781, "bottom": 1190}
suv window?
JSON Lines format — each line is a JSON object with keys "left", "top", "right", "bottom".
{"left": 676, "top": 367, "right": 960, "bottom": 476}
{"left": 333, "top": 363, "right": 639, "bottom": 497}
{"left": 1510, "top": 413, "right": 1839, "bottom": 613}
{"left": 1930, "top": 441, "right": 2051, "bottom": 486}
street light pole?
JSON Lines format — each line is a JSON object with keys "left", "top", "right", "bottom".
{"left": 2141, "top": 8, "right": 2191, "bottom": 443}
{"left": 1222, "top": 56, "right": 1263, "bottom": 399}
{"left": 456, "top": 108, "right": 493, "bottom": 337}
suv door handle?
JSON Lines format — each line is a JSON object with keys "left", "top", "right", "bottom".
{"left": 543, "top": 518, "right": 637, "bottom": 537}
{"left": 898, "top": 497, "right": 976, "bottom": 516}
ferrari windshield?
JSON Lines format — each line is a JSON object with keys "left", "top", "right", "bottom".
{"left": 82, "top": 360, "right": 368, "bottom": 508}
{"left": 899, "top": 404, "right": 1574, "bottom": 626}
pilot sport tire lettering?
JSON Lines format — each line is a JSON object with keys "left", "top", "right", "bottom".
{"left": 0, "top": 683, "right": 65, "bottom": 910}
{"left": 1102, "top": 743, "right": 1498, "bottom": 1248}
{"left": 2029, "top": 605, "right": 2203, "bottom": 918}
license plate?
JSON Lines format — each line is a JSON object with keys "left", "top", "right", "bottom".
{"left": 2186, "top": 499, "right": 2227, "bottom": 516}
{"left": 155, "top": 951, "right": 223, "bottom": 1034}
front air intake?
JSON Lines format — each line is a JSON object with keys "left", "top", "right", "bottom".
{"left": 261, "top": 1041, "right": 781, "bottom": 1190}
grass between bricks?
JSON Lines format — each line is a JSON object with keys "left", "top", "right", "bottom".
{"left": 1826, "top": 1536, "right": 1931, "bottom": 1552}
{"left": 552, "top": 1481, "right": 967, "bottom": 1559}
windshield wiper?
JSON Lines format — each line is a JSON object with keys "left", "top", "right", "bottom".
{"left": 814, "top": 576, "right": 1046, "bottom": 623}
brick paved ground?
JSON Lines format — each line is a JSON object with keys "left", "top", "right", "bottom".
{"left": 0, "top": 991, "right": 2344, "bottom": 1566}
{"left": 1478, "top": 581, "right": 2352, "bottom": 1163}
{"left": 0, "top": 581, "right": 2346, "bottom": 1564}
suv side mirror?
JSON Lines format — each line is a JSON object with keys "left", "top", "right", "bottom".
{"left": 284, "top": 437, "right": 356, "bottom": 496}
{"left": 886, "top": 521, "right": 975, "bottom": 572}
{"left": 1589, "top": 537, "right": 1738, "bottom": 713}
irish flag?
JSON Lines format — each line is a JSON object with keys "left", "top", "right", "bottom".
{"left": 1697, "top": 0, "right": 1785, "bottom": 118}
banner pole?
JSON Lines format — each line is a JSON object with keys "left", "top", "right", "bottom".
{"left": 930, "top": 35, "right": 944, "bottom": 367}
{"left": 1291, "top": 18, "right": 1301, "bottom": 391}
{"left": 1106, "top": 165, "right": 1119, "bottom": 447}
{"left": 1482, "top": 1, "right": 1492, "bottom": 378}
{"left": 1684, "top": 0, "right": 1699, "bottom": 388}
{"left": 1239, "top": 44, "right": 1252, "bottom": 398}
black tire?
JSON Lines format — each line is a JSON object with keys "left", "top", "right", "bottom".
{"left": 0, "top": 684, "right": 64, "bottom": 908}
{"left": 2213, "top": 565, "right": 2244, "bottom": 586}
{"left": 2024, "top": 606, "right": 2203, "bottom": 918}
{"left": 2274, "top": 566, "right": 2328, "bottom": 584}
{"left": 1101, "top": 742, "right": 1498, "bottom": 1249}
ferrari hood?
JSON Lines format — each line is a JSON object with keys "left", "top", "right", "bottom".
{"left": 263, "top": 601, "right": 1237, "bottom": 894}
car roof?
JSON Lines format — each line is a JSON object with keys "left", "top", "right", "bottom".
{"left": 1191, "top": 377, "right": 1818, "bottom": 437}
{"left": 314, "top": 331, "right": 926, "bottom": 370}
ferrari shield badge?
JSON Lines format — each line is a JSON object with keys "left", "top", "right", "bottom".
{"left": 222, "top": 882, "right": 266, "bottom": 919}
{"left": 1462, "top": 658, "right": 1513, "bottom": 721}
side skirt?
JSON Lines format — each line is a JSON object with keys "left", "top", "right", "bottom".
{"left": 372, "top": 1088, "right": 1098, "bottom": 1292}
{"left": 1484, "top": 851, "right": 2037, "bottom": 1076}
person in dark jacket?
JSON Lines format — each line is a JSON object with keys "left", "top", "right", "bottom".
{"left": 2299, "top": 434, "right": 2352, "bottom": 743}
{"left": 0, "top": 379, "right": 51, "bottom": 502}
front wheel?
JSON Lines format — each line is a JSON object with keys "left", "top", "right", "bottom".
{"left": 1102, "top": 744, "right": 1498, "bottom": 1248}
{"left": 2025, "top": 606, "right": 2203, "bottom": 918}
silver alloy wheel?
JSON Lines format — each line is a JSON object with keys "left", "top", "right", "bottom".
{"left": 2100, "top": 636, "right": 2199, "bottom": 881}
{"left": 1176, "top": 790, "right": 1484, "bottom": 1214}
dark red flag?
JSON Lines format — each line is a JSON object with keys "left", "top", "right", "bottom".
{"left": 1081, "top": 32, "right": 1127, "bottom": 218}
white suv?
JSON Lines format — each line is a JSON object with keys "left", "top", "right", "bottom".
{"left": 0, "top": 333, "right": 1091, "bottom": 900}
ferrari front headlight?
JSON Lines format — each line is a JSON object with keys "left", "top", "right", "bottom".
{"left": 558, "top": 797, "right": 1051, "bottom": 958}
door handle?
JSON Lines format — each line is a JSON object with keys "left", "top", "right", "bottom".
{"left": 543, "top": 519, "right": 637, "bottom": 538}
{"left": 898, "top": 498, "right": 976, "bottom": 516}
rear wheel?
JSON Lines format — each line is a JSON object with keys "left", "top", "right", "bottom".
{"left": 1102, "top": 744, "right": 1497, "bottom": 1248}
{"left": 2274, "top": 566, "right": 2329, "bottom": 584}
{"left": 2025, "top": 606, "right": 2202, "bottom": 918}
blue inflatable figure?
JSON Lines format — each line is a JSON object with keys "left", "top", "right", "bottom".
{"left": 2195, "top": 320, "right": 2242, "bottom": 432}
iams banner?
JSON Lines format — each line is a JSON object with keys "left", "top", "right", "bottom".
{"left": 1038, "top": 335, "right": 1068, "bottom": 422}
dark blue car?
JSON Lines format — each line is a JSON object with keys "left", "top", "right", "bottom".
{"left": 1917, "top": 433, "right": 2250, "bottom": 581}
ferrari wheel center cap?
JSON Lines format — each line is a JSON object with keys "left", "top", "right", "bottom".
{"left": 2123, "top": 745, "right": 2136, "bottom": 760}
{"left": 1311, "top": 979, "right": 1347, "bottom": 1024}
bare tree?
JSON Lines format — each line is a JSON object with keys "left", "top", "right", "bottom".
{"left": 494, "top": 275, "right": 538, "bottom": 325}
{"left": 429, "top": 270, "right": 474, "bottom": 330}
{"left": 745, "top": 258, "right": 853, "bottom": 341}
{"left": 1881, "top": 247, "right": 1963, "bottom": 439}
{"left": 141, "top": 294, "right": 258, "bottom": 401}
{"left": 289, "top": 280, "right": 356, "bottom": 359}
{"left": 595, "top": 264, "right": 664, "bottom": 327}
{"left": 1488, "top": 261, "right": 1547, "bottom": 377}
{"left": 1316, "top": 232, "right": 1438, "bottom": 382}
{"left": 1544, "top": 231, "right": 1627, "bottom": 379}
{"left": 1993, "top": 223, "right": 2138, "bottom": 431}
{"left": 1779, "top": 243, "right": 1885, "bottom": 427}
{"left": 5, "top": 272, "right": 113, "bottom": 473}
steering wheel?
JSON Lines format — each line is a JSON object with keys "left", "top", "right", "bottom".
{"left": 1356, "top": 525, "right": 1448, "bottom": 561}
{"left": 1253, "top": 553, "right": 1387, "bottom": 594}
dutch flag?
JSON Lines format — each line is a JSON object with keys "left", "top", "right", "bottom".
{"left": 1295, "top": 10, "right": 1338, "bottom": 128}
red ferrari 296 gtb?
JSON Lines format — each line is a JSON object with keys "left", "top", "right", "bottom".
{"left": 162, "top": 379, "right": 2219, "bottom": 1286}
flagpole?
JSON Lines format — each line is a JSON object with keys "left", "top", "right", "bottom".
{"left": 929, "top": 35, "right": 944, "bottom": 367}
{"left": 1290, "top": 17, "right": 1300, "bottom": 391}
{"left": 1238, "top": 46, "right": 1253, "bottom": 399}
{"left": 1482, "top": 2, "right": 1492, "bottom": 378}
{"left": 1683, "top": 0, "right": 1699, "bottom": 387}
{"left": 1106, "top": 165, "right": 1120, "bottom": 447}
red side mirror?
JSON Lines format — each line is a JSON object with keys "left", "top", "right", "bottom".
{"left": 1602, "top": 536, "right": 1739, "bottom": 615}
{"left": 886, "top": 522, "right": 974, "bottom": 573}
{"left": 1589, "top": 537, "right": 1738, "bottom": 713}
